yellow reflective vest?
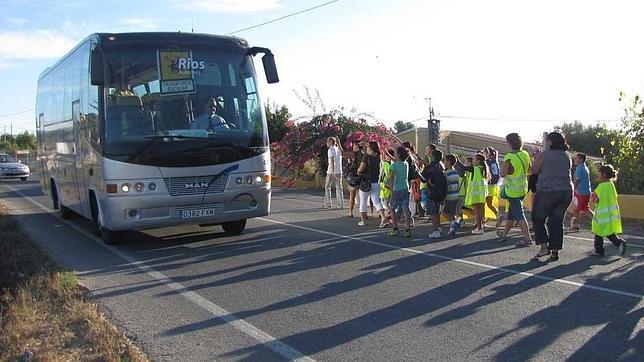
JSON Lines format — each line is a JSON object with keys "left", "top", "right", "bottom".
{"left": 379, "top": 161, "right": 392, "bottom": 199}
{"left": 465, "top": 166, "right": 488, "bottom": 206}
{"left": 591, "top": 181, "right": 622, "bottom": 237}
{"left": 503, "top": 150, "right": 530, "bottom": 198}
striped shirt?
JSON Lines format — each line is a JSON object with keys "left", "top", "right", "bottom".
{"left": 445, "top": 169, "right": 460, "bottom": 200}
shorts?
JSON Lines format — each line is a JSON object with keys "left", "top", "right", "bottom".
{"left": 427, "top": 198, "right": 443, "bottom": 216}
{"left": 390, "top": 190, "right": 410, "bottom": 211}
{"left": 487, "top": 184, "right": 499, "bottom": 198}
{"left": 443, "top": 199, "right": 459, "bottom": 216}
{"left": 420, "top": 189, "right": 429, "bottom": 209}
{"left": 507, "top": 197, "right": 526, "bottom": 221}
{"left": 574, "top": 193, "right": 590, "bottom": 212}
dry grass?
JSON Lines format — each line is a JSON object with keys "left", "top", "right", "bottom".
{"left": 0, "top": 204, "right": 148, "bottom": 362}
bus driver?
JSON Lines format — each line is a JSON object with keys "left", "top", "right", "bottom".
{"left": 191, "top": 97, "right": 230, "bottom": 131}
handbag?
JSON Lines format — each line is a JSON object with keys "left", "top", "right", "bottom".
{"left": 345, "top": 170, "right": 361, "bottom": 187}
{"left": 358, "top": 156, "right": 372, "bottom": 192}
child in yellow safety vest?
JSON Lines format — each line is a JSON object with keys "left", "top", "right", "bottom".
{"left": 455, "top": 154, "right": 489, "bottom": 234}
{"left": 591, "top": 164, "right": 626, "bottom": 257}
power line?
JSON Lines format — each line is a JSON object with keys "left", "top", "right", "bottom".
{"left": 0, "top": 108, "right": 34, "bottom": 118}
{"left": 226, "top": 0, "right": 340, "bottom": 35}
{"left": 408, "top": 114, "right": 625, "bottom": 123}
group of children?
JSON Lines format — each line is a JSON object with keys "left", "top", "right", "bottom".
{"left": 371, "top": 143, "right": 627, "bottom": 258}
{"left": 374, "top": 143, "right": 502, "bottom": 239}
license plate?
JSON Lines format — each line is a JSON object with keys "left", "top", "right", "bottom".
{"left": 178, "top": 208, "right": 217, "bottom": 219}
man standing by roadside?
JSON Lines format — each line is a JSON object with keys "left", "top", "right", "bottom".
{"left": 323, "top": 137, "right": 344, "bottom": 209}
{"left": 570, "top": 152, "right": 593, "bottom": 231}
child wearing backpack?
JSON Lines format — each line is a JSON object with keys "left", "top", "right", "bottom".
{"left": 422, "top": 149, "right": 448, "bottom": 238}
{"left": 591, "top": 164, "right": 626, "bottom": 257}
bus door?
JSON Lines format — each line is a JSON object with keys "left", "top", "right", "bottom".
{"left": 71, "top": 100, "right": 86, "bottom": 216}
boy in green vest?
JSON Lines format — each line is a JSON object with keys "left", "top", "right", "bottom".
{"left": 591, "top": 164, "right": 626, "bottom": 257}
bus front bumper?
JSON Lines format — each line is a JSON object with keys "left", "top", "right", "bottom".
{"left": 99, "top": 187, "right": 271, "bottom": 231}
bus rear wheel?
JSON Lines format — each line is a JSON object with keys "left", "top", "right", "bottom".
{"left": 222, "top": 219, "right": 246, "bottom": 235}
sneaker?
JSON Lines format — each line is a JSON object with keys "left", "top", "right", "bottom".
{"left": 404, "top": 229, "right": 411, "bottom": 238}
{"left": 321, "top": 204, "right": 331, "bottom": 209}
{"left": 496, "top": 229, "right": 507, "bottom": 242}
{"left": 358, "top": 221, "right": 365, "bottom": 226}
{"left": 471, "top": 229, "right": 484, "bottom": 235}
{"left": 546, "top": 251, "right": 559, "bottom": 262}
{"left": 336, "top": 205, "right": 344, "bottom": 210}
{"left": 618, "top": 240, "right": 627, "bottom": 257}
{"left": 429, "top": 230, "right": 442, "bottom": 238}
{"left": 379, "top": 222, "right": 389, "bottom": 229}
{"left": 389, "top": 228, "right": 399, "bottom": 236}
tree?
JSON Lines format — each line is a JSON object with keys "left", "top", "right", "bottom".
{"left": 14, "top": 131, "right": 36, "bottom": 150}
{"left": 393, "top": 121, "right": 414, "bottom": 134}
{"left": 611, "top": 93, "right": 644, "bottom": 194}
{"left": 265, "top": 102, "right": 292, "bottom": 143}
{"left": 554, "top": 121, "right": 617, "bottom": 160}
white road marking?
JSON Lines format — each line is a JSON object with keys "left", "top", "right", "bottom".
{"left": 2, "top": 184, "right": 315, "bottom": 362}
{"left": 564, "top": 234, "right": 644, "bottom": 249}
{"left": 274, "top": 195, "right": 644, "bottom": 249}
{"left": 257, "top": 217, "right": 644, "bottom": 300}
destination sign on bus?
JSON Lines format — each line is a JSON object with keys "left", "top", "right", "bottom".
{"left": 157, "top": 50, "right": 196, "bottom": 95}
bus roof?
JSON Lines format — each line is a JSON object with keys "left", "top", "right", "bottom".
{"left": 39, "top": 32, "right": 249, "bottom": 80}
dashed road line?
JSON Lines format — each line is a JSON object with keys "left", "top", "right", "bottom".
{"left": 2, "top": 184, "right": 316, "bottom": 362}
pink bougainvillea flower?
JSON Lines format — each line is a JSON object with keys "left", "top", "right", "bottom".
{"left": 334, "top": 125, "right": 341, "bottom": 132}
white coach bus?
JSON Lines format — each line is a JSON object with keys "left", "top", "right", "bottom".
{"left": 36, "top": 32, "right": 279, "bottom": 243}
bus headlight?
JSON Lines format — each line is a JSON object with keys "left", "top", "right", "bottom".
{"left": 235, "top": 177, "right": 243, "bottom": 185}
{"left": 134, "top": 182, "right": 145, "bottom": 192}
{"left": 121, "top": 183, "right": 131, "bottom": 193}
{"left": 255, "top": 176, "right": 263, "bottom": 184}
{"left": 246, "top": 176, "right": 254, "bottom": 184}
{"left": 148, "top": 182, "right": 157, "bottom": 191}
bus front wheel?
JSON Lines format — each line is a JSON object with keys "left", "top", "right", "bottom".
{"left": 222, "top": 219, "right": 247, "bottom": 235}
{"left": 90, "top": 194, "right": 123, "bottom": 245}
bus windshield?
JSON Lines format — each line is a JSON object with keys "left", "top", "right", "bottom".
{"left": 101, "top": 44, "right": 267, "bottom": 166}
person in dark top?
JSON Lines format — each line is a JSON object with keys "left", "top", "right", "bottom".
{"left": 484, "top": 147, "right": 501, "bottom": 224}
{"left": 422, "top": 149, "right": 448, "bottom": 237}
{"left": 357, "top": 141, "right": 387, "bottom": 227}
{"left": 344, "top": 142, "right": 364, "bottom": 218}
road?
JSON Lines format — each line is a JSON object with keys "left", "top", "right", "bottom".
{"left": 1, "top": 179, "right": 642, "bottom": 361}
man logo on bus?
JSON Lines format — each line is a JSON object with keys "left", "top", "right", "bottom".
{"left": 177, "top": 57, "right": 205, "bottom": 74}
{"left": 185, "top": 182, "right": 209, "bottom": 189}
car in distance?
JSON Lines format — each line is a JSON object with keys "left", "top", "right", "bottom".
{"left": 0, "top": 153, "right": 30, "bottom": 181}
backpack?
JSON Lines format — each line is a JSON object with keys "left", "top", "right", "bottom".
{"left": 488, "top": 159, "right": 500, "bottom": 184}
{"left": 425, "top": 163, "right": 448, "bottom": 201}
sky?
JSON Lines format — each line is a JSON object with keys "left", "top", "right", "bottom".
{"left": 0, "top": 0, "right": 643, "bottom": 142}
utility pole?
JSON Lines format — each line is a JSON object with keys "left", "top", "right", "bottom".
{"left": 425, "top": 98, "right": 440, "bottom": 148}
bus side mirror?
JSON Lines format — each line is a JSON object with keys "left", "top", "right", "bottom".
{"left": 262, "top": 53, "right": 279, "bottom": 84}
{"left": 90, "top": 48, "right": 105, "bottom": 86}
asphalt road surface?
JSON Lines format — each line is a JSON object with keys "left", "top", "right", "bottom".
{"left": 1, "top": 179, "right": 642, "bottom": 361}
